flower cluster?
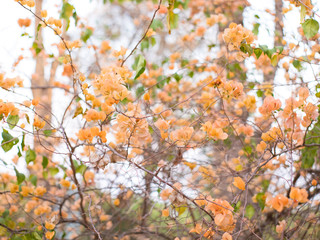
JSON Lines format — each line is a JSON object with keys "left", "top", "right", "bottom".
{"left": 223, "top": 23, "right": 255, "bottom": 51}
{"left": 77, "top": 126, "right": 107, "bottom": 143}
{"left": 259, "top": 96, "right": 282, "bottom": 115}
{"left": 201, "top": 121, "right": 228, "bottom": 140}
{"left": 170, "top": 127, "right": 194, "bottom": 146}
{"left": 92, "top": 66, "right": 132, "bottom": 102}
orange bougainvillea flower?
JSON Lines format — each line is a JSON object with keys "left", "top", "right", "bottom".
{"left": 289, "top": 187, "right": 308, "bottom": 203}
{"left": 21, "top": 186, "right": 33, "bottom": 197}
{"left": 0, "top": 101, "right": 19, "bottom": 116}
{"left": 222, "top": 232, "right": 233, "bottom": 240}
{"left": 233, "top": 177, "right": 245, "bottom": 191}
{"left": 203, "top": 227, "right": 215, "bottom": 238}
{"left": 113, "top": 198, "right": 120, "bottom": 206}
{"left": 32, "top": 98, "right": 39, "bottom": 106}
{"left": 41, "top": 10, "right": 47, "bottom": 18}
{"left": 160, "top": 188, "right": 172, "bottom": 201}
{"left": 256, "top": 141, "right": 267, "bottom": 152}
{"left": 214, "top": 213, "right": 235, "bottom": 232}
{"left": 84, "top": 109, "right": 106, "bottom": 122}
{"left": 162, "top": 208, "right": 170, "bottom": 217}
{"left": 276, "top": 220, "right": 286, "bottom": 235}
{"left": 201, "top": 122, "right": 228, "bottom": 141}
{"left": 259, "top": 96, "right": 282, "bottom": 115}
{"left": 9, "top": 184, "right": 19, "bottom": 193}
{"left": 100, "top": 40, "right": 111, "bottom": 53}
{"left": 189, "top": 223, "right": 202, "bottom": 234}
{"left": 206, "top": 198, "right": 235, "bottom": 232}
{"left": 33, "top": 116, "right": 45, "bottom": 129}
{"left": 267, "top": 194, "right": 289, "bottom": 212}
{"left": 298, "top": 87, "right": 309, "bottom": 100}
{"left": 170, "top": 127, "right": 194, "bottom": 146}
{"left": 45, "top": 221, "right": 55, "bottom": 230}
{"left": 223, "top": 23, "right": 255, "bottom": 51}
{"left": 34, "top": 186, "right": 46, "bottom": 196}
{"left": 45, "top": 231, "right": 55, "bottom": 240}
{"left": 60, "top": 179, "right": 71, "bottom": 188}
{"left": 18, "top": 18, "right": 31, "bottom": 27}
{"left": 84, "top": 171, "right": 95, "bottom": 184}
{"left": 155, "top": 119, "right": 169, "bottom": 130}
{"left": 100, "top": 215, "right": 110, "bottom": 221}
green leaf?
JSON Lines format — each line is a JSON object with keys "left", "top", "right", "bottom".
{"left": 271, "top": 54, "right": 278, "bottom": 67}
{"left": 73, "top": 105, "right": 83, "bottom": 119}
{"left": 156, "top": 76, "right": 166, "bottom": 88}
{"left": 60, "top": 2, "right": 75, "bottom": 30}
{"left": 134, "top": 55, "right": 146, "bottom": 80}
{"left": 234, "top": 201, "right": 241, "bottom": 212}
{"left": 258, "top": 45, "right": 275, "bottom": 59}
{"left": 252, "top": 23, "right": 260, "bottom": 36}
{"left": 276, "top": 46, "right": 284, "bottom": 55}
{"left": 43, "top": 171, "right": 48, "bottom": 179}
{"left": 150, "top": 37, "right": 156, "bottom": 46}
{"left": 76, "top": 164, "right": 87, "bottom": 175}
{"left": 302, "top": 19, "right": 319, "bottom": 39}
{"left": 141, "top": 39, "right": 149, "bottom": 51}
{"left": 243, "top": 145, "right": 252, "bottom": 155}
{"left": 72, "top": 11, "right": 78, "bottom": 26}
{"left": 43, "top": 130, "right": 52, "bottom": 137}
{"left": 293, "top": 60, "right": 303, "bottom": 71}
{"left": 32, "top": 232, "right": 42, "bottom": 240}
{"left": 248, "top": 82, "right": 255, "bottom": 89}
{"left": 256, "top": 89, "right": 263, "bottom": 98}
{"left": 29, "top": 175, "right": 37, "bottom": 186}
{"left": 175, "top": 206, "right": 187, "bottom": 216}
{"left": 151, "top": 19, "right": 164, "bottom": 30}
{"left": 254, "top": 48, "right": 262, "bottom": 59}
{"left": 188, "top": 71, "right": 194, "bottom": 78}
{"left": 301, "top": 147, "right": 316, "bottom": 168}
{"left": 2, "top": 129, "right": 18, "bottom": 152}
{"left": 36, "top": 24, "right": 42, "bottom": 39}
{"left": 2, "top": 209, "right": 9, "bottom": 219}
{"left": 42, "top": 156, "right": 49, "bottom": 169}
{"left": 17, "top": 147, "right": 22, "bottom": 157}
{"left": 25, "top": 114, "right": 30, "bottom": 124}
{"left": 136, "top": 86, "right": 145, "bottom": 97}
{"left": 49, "top": 167, "right": 59, "bottom": 176}
{"left": 300, "top": 5, "right": 306, "bottom": 23}
{"left": 14, "top": 168, "right": 25, "bottom": 185}
{"left": 132, "top": 56, "right": 139, "bottom": 70}
{"left": 173, "top": 73, "right": 182, "bottom": 82}
{"left": 259, "top": 45, "right": 269, "bottom": 53}
{"left": 240, "top": 43, "right": 253, "bottom": 56}
{"left": 245, "top": 204, "right": 255, "bottom": 219}
{"left": 32, "top": 42, "right": 42, "bottom": 55}
{"left": 21, "top": 133, "right": 25, "bottom": 151}
{"left": 81, "top": 28, "right": 93, "bottom": 43}
{"left": 262, "top": 179, "right": 270, "bottom": 192}
{"left": 26, "top": 148, "right": 36, "bottom": 164}
{"left": 7, "top": 114, "right": 19, "bottom": 129}
{"left": 167, "top": 0, "right": 175, "bottom": 34}
{"left": 256, "top": 192, "right": 266, "bottom": 210}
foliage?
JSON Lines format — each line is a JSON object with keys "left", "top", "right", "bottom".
{"left": 1, "top": 0, "right": 320, "bottom": 239}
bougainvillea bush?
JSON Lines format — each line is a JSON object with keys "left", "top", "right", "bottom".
{"left": 1, "top": 0, "right": 320, "bottom": 239}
